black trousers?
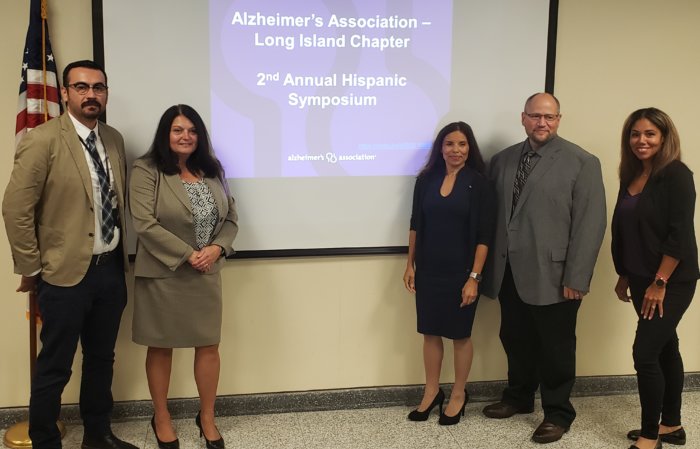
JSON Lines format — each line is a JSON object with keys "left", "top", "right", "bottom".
{"left": 29, "top": 254, "right": 126, "bottom": 449}
{"left": 498, "top": 263, "right": 580, "bottom": 428}
{"left": 628, "top": 275, "right": 695, "bottom": 440}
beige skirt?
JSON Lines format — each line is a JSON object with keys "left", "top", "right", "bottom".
{"left": 132, "top": 271, "right": 222, "bottom": 348}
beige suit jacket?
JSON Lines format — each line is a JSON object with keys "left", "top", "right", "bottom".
{"left": 2, "top": 113, "right": 128, "bottom": 287}
{"left": 129, "top": 158, "right": 238, "bottom": 278}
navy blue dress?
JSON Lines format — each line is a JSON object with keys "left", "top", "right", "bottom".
{"left": 410, "top": 167, "right": 495, "bottom": 339}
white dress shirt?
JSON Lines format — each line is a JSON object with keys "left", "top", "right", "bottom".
{"left": 68, "top": 112, "right": 120, "bottom": 254}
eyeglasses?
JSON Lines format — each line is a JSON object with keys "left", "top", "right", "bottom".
{"left": 524, "top": 113, "right": 560, "bottom": 123}
{"left": 67, "top": 83, "right": 108, "bottom": 95}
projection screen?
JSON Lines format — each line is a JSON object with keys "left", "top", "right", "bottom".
{"left": 97, "top": 0, "right": 556, "bottom": 255}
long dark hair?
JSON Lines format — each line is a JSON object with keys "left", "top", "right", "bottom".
{"left": 417, "top": 121, "right": 485, "bottom": 177}
{"left": 145, "top": 104, "right": 224, "bottom": 179}
{"left": 619, "top": 107, "right": 681, "bottom": 186}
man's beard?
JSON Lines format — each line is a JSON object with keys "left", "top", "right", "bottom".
{"left": 81, "top": 100, "right": 102, "bottom": 118}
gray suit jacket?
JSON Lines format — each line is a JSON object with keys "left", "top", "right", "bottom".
{"left": 129, "top": 158, "right": 238, "bottom": 278}
{"left": 3, "top": 113, "right": 128, "bottom": 286}
{"left": 481, "top": 135, "right": 607, "bottom": 305}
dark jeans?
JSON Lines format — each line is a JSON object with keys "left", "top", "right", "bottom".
{"left": 628, "top": 275, "right": 695, "bottom": 440}
{"left": 498, "top": 263, "right": 580, "bottom": 428}
{"left": 29, "top": 255, "right": 126, "bottom": 449}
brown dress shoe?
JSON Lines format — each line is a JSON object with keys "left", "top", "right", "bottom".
{"left": 531, "top": 421, "right": 569, "bottom": 444}
{"left": 482, "top": 401, "right": 534, "bottom": 419}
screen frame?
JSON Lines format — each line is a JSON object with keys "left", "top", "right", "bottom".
{"left": 91, "top": 0, "right": 558, "bottom": 259}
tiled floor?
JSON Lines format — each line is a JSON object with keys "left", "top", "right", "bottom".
{"left": 5, "top": 391, "right": 700, "bottom": 448}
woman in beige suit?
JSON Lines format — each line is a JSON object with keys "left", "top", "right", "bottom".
{"left": 129, "top": 104, "right": 238, "bottom": 449}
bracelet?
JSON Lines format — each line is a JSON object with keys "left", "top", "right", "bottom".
{"left": 655, "top": 273, "right": 668, "bottom": 283}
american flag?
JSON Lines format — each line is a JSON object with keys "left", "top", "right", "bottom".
{"left": 17, "top": 0, "right": 61, "bottom": 323}
{"left": 16, "top": 0, "right": 62, "bottom": 146}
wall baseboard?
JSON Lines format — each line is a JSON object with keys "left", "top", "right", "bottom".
{"left": 2, "top": 372, "right": 699, "bottom": 429}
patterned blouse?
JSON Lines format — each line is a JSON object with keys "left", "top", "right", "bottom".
{"left": 182, "top": 179, "right": 219, "bottom": 249}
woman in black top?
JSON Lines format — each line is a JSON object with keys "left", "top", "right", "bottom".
{"left": 403, "top": 122, "right": 495, "bottom": 425}
{"left": 611, "top": 108, "right": 699, "bottom": 449}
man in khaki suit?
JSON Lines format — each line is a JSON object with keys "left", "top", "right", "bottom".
{"left": 3, "top": 60, "right": 138, "bottom": 449}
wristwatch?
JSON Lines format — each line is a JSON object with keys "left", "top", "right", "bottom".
{"left": 655, "top": 273, "right": 667, "bottom": 287}
{"left": 469, "top": 272, "right": 482, "bottom": 282}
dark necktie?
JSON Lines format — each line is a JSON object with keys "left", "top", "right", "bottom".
{"left": 85, "top": 131, "right": 115, "bottom": 244}
{"left": 511, "top": 150, "right": 537, "bottom": 214}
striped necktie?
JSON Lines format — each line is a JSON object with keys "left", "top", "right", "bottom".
{"left": 85, "top": 131, "right": 115, "bottom": 244}
{"left": 511, "top": 150, "right": 536, "bottom": 214}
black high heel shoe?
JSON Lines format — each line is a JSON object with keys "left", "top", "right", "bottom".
{"left": 438, "top": 389, "right": 469, "bottom": 426}
{"left": 195, "top": 411, "right": 225, "bottom": 449}
{"left": 408, "top": 388, "right": 445, "bottom": 421}
{"left": 150, "top": 415, "right": 180, "bottom": 449}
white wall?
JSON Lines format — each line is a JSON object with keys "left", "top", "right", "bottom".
{"left": 555, "top": 0, "right": 700, "bottom": 375}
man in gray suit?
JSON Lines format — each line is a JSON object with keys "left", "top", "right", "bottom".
{"left": 481, "top": 93, "right": 606, "bottom": 444}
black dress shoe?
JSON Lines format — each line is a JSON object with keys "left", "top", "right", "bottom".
{"left": 438, "top": 389, "right": 469, "bottom": 426}
{"left": 531, "top": 421, "right": 569, "bottom": 444}
{"left": 629, "top": 439, "right": 662, "bottom": 449}
{"left": 81, "top": 431, "right": 140, "bottom": 449}
{"left": 408, "top": 388, "right": 445, "bottom": 421}
{"left": 482, "top": 401, "right": 534, "bottom": 419}
{"left": 628, "top": 427, "right": 685, "bottom": 445}
{"left": 151, "top": 415, "right": 180, "bottom": 449}
{"left": 196, "top": 411, "right": 225, "bottom": 449}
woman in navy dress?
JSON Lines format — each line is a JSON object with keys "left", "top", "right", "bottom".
{"left": 403, "top": 121, "right": 495, "bottom": 425}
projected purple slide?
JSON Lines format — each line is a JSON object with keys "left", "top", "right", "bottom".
{"left": 209, "top": 0, "right": 453, "bottom": 178}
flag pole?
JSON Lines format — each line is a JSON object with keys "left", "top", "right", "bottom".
{"left": 4, "top": 0, "right": 65, "bottom": 446}
{"left": 2, "top": 300, "right": 66, "bottom": 443}
{"left": 40, "top": 0, "right": 48, "bottom": 122}
{"left": 2, "top": 298, "right": 66, "bottom": 442}
{"left": 1, "top": 293, "right": 58, "bottom": 448}
{"left": 29, "top": 293, "right": 37, "bottom": 380}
